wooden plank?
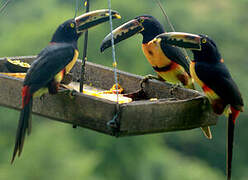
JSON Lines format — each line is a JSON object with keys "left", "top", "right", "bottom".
{"left": 0, "top": 74, "right": 117, "bottom": 135}
{"left": 119, "top": 97, "right": 217, "bottom": 136}
{"left": 0, "top": 56, "right": 218, "bottom": 136}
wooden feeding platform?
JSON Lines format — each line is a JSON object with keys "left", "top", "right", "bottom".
{"left": 0, "top": 56, "right": 218, "bottom": 136}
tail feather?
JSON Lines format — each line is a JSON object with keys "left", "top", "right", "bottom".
{"left": 227, "top": 107, "right": 240, "bottom": 180}
{"left": 11, "top": 89, "right": 33, "bottom": 164}
{"left": 27, "top": 101, "right": 33, "bottom": 135}
{"left": 200, "top": 126, "right": 212, "bottom": 139}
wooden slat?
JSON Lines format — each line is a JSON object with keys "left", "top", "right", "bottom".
{"left": 119, "top": 97, "right": 216, "bottom": 136}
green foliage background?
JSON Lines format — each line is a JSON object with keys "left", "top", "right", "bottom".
{"left": 0, "top": 0, "right": 247, "bottom": 179}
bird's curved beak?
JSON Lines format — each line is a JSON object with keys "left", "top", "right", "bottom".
{"left": 155, "top": 32, "right": 202, "bottom": 50}
{"left": 75, "top": 9, "right": 121, "bottom": 33}
{"left": 100, "top": 19, "right": 144, "bottom": 52}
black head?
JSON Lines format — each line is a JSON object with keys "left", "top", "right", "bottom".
{"left": 192, "top": 35, "right": 222, "bottom": 63}
{"left": 50, "top": 9, "right": 121, "bottom": 44}
{"left": 100, "top": 14, "right": 165, "bottom": 52}
{"left": 51, "top": 19, "right": 79, "bottom": 44}
{"left": 135, "top": 15, "right": 165, "bottom": 43}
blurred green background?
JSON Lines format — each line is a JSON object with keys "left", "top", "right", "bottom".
{"left": 0, "top": 0, "right": 247, "bottom": 179}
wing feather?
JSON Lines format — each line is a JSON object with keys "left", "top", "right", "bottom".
{"left": 24, "top": 43, "right": 75, "bottom": 93}
{"left": 160, "top": 40, "right": 190, "bottom": 75}
{"left": 195, "top": 62, "right": 243, "bottom": 108}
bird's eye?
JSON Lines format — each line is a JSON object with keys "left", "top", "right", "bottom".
{"left": 70, "top": 23, "right": 75, "bottom": 28}
{"left": 202, "top": 38, "right": 207, "bottom": 43}
{"left": 138, "top": 18, "right": 144, "bottom": 23}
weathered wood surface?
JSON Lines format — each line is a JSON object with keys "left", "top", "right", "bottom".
{"left": 0, "top": 56, "right": 218, "bottom": 136}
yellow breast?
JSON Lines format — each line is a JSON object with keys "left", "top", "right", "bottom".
{"left": 190, "top": 62, "right": 204, "bottom": 87}
{"left": 54, "top": 70, "right": 65, "bottom": 83}
{"left": 190, "top": 61, "right": 219, "bottom": 100}
{"left": 142, "top": 39, "right": 193, "bottom": 87}
{"left": 65, "top": 49, "right": 79, "bottom": 74}
{"left": 54, "top": 49, "right": 79, "bottom": 83}
{"left": 142, "top": 39, "right": 172, "bottom": 68}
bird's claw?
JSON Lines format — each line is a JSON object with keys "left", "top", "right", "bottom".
{"left": 67, "top": 89, "right": 77, "bottom": 99}
{"left": 169, "top": 83, "right": 181, "bottom": 95}
{"left": 140, "top": 74, "right": 160, "bottom": 88}
{"left": 58, "top": 88, "right": 77, "bottom": 99}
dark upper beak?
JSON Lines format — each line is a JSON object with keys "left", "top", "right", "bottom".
{"left": 100, "top": 19, "right": 144, "bottom": 52}
{"left": 155, "top": 32, "right": 202, "bottom": 50}
{"left": 75, "top": 9, "right": 121, "bottom": 33}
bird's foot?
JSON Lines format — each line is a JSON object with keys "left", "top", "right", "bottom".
{"left": 66, "top": 89, "right": 77, "bottom": 99}
{"left": 169, "top": 83, "right": 182, "bottom": 95}
{"left": 58, "top": 85, "right": 77, "bottom": 99}
{"left": 140, "top": 74, "right": 164, "bottom": 88}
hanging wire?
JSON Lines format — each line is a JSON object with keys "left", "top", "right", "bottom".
{"left": 80, "top": 0, "right": 90, "bottom": 92}
{"left": 74, "top": 0, "right": 79, "bottom": 18}
{"left": 106, "top": 0, "right": 121, "bottom": 132}
{"left": 153, "top": 0, "right": 191, "bottom": 63}
{"left": 0, "top": 0, "right": 11, "bottom": 14}
{"left": 107, "top": 0, "right": 120, "bottom": 107}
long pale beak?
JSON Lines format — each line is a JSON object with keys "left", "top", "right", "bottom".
{"left": 155, "top": 32, "right": 202, "bottom": 50}
{"left": 100, "top": 19, "right": 144, "bottom": 52}
{"left": 75, "top": 9, "right": 121, "bottom": 33}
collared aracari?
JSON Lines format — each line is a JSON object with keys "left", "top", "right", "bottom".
{"left": 11, "top": 9, "right": 121, "bottom": 163}
{"left": 157, "top": 32, "right": 244, "bottom": 180}
{"left": 100, "top": 15, "right": 211, "bottom": 139}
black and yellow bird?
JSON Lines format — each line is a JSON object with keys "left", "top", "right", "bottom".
{"left": 11, "top": 9, "right": 121, "bottom": 163}
{"left": 156, "top": 32, "right": 244, "bottom": 180}
{"left": 100, "top": 15, "right": 211, "bottom": 139}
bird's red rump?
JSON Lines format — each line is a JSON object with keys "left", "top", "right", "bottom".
{"left": 230, "top": 106, "right": 240, "bottom": 124}
{"left": 22, "top": 86, "right": 31, "bottom": 108}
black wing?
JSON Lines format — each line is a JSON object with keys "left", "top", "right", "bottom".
{"left": 24, "top": 43, "right": 75, "bottom": 93}
{"left": 195, "top": 62, "right": 243, "bottom": 108}
{"left": 160, "top": 40, "right": 190, "bottom": 75}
